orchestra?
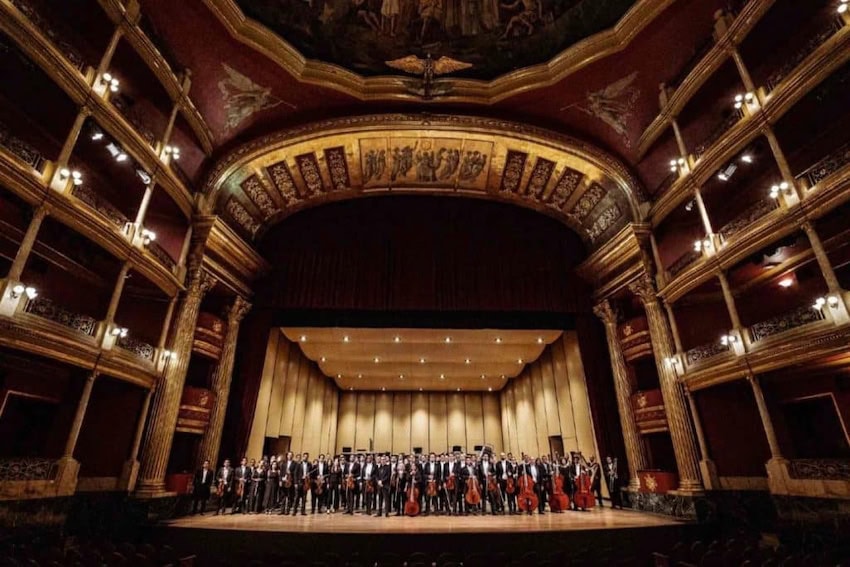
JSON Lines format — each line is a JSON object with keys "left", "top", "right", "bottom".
{"left": 191, "top": 448, "right": 621, "bottom": 518}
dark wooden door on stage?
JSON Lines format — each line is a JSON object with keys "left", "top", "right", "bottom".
{"left": 265, "top": 436, "right": 291, "bottom": 457}
{"left": 549, "top": 436, "right": 564, "bottom": 460}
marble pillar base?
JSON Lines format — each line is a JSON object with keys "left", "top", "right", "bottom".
{"left": 133, "top": 491, "right": 184, "bottom": 522}
{"left": 623, "top": 489, "right": 704, "bottom": 520}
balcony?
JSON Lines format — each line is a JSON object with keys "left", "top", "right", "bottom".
{"left": 115, "top": 333, "right": 155, "bottom": 362}
{"left": 111, "top": 93, "right": 158, "bottom": 149}
{"left": 765, "top": 17, "right": 844, "bottom": 93}
{"left": 0, "top": 121, "right": 47, "bottom": 174}
{"left": 718, "top": 198, "right": 780, "bottom": 241}
{"left": 748, "top": 303, "right": 826, "bottom": 343}
{"left": 9, "top": 0, "right": 88, "bottom": 73}
{"left": 668, "top": 249, "right": 703, "bottom": 278}
{"left": 693, "top": 109, "right": 744, "bottom": 161}
{"left": 631, "top": 389, "right": 667, "bottom": 434}
{"left": 70, "top": 183, "right": 130, "bottom": 230}
{"left": 796, "top": 140, "right": 850, "bottom": 189}
{"left": 684, "top": 340, "right": 731, "bottom": 367}
{"left": 24, "top": 296, "right": 97, "bottom": 337}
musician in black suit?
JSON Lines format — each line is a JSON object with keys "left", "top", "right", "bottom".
{"left": 191, "top": 459, "right": 214, "bottom": 515}
{"left": 422, "top": 453, "right": 441, "bottom": 515}
{"left": 495, "top": 452, "right": 517, "bottom": 515}
{"left": 233, "top": 457, "right": 252, "bottom": 514}
{"left": 478, "top": 452, "right": 502, "bottom": 515}
{"left": 279, "top": 452, "right": 295, "bottom": 514}
{"left": 342, "top": 454, "right": 360, "bottom": 514}
{"left": 450, "top": 453, "right": 465, "bottom": 515}
{"left": 375, "top": 455, "right": 392, "bottom": 517}
{"left": 312, "top": 454, "right": 329, "bottom": 513}
{"left": 606, "top": 456, "right": 622, "bottom": 509}
{"left": 567, "top": 454, "right": 584, "bottom": 511}
{"left": 291, "top": 452, "right": 311, "bottom": 515}
{"left": 215, "top": 459, "right": 235, "bottom": 515}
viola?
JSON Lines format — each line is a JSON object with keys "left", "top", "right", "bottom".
{"left": 445, "top": 474, "right": 456, "bottom": 491}
{"left": 282, "top": 472, "right": 292, "bottom": 489}
{"left": 302, "top": 475, "right": 311, "bottom": 493}
{"left": 505, "top": 475, "right": 516, "bottom": 495}
{"left": 345, "top": 474, "right": 355, "bottom": 491}
{"left": 404, "top": 477, "right": 420, "bottom": 516}
{"left": 465, "top": 476, "right": 482, "bottom": 506}
{"left": 315, "top": 475, "right": 324, "bottom": 495}
{"left": 517, "top": 473, "right": 538, "bottom": 512}
{"left": 487, "top": 474, "right": 499, "bottom": 495}
{"left": 365, "top": 478, "right": 375, "bottom": 493}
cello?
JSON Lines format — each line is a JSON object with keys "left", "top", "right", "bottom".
{"left": 574, "top": 465, "right": 595, "bottom": 511}
{"left": 548, "top": 464, "right": 569, "bottom": 512}
{"left": 465, "top": 475, "right": 482, "bottom": 507}
{"left": 517, "top": 471, "right": 538, "bottom": 513}
{"left": 404, "top": 470, "right": 420, "bottom": 516}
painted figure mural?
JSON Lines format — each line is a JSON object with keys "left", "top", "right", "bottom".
{"left": 236, "top": 0, "right": 637, "bottom": 80}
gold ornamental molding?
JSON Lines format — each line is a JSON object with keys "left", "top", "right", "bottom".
{"left": 203, "top": 114, "right": 647, "bottom": 248}
{"left": 204, "top": 0, "right": 675, "bottom": 103}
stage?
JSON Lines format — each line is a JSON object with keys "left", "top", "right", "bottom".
{"left": 152, "top": 508, "right": 701, "bottom": 565}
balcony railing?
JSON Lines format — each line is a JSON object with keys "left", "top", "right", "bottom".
{"left": 138, "top": 13, "right": 185, "bottom": 76}
{"left": 111, "top": 94, "right": 158, "bottom": 148}
{"left": 24, "top": 296, "right": 97, "bottom": 336}
{"left": 684, "top": 340, "right": 731, "bottom": 366}
{"left": 787, "top": 459, "right": 850, "bottom": 481}
{"left": 146, "top": 240, "right": 176, "bottom": 272}
{"left": 719, "top": 198, "right": 780, "bottom": 241}
{"left": 765, "top": 17, "right": 844, "bottom": 93}
{"left": 749, "top": 304, "right": 826, "bottom": 343}
{"left": 9, "top": 0, "right": 88, "bottom": 72}
{"left": 693, "top": 109, "right": 744, "bottom": 160}
{"left": 0, "top": 121, "right": 46, "bottom": 173}
{"left": 116, "top": 334, "right": 155, "bottom": 362}
{"left": 71, "top": 184, "right": 130, "bottom": 229}
{"left": 0, "top": 457, "right": 58, "bottom": 482}
{"left": 668, "top": 248, "right": 702, "bottom": 278}
{"left": 796, "top": 140, "right": 850, "bottom": 188}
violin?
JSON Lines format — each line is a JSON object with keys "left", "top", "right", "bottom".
{"left": 365, "top": 477, "right": 375, "bottom": 493}
{"left": 505, "top": 475, "right": 516, "bottom": 495}
{"left": 345, "top": 474, "right": 355, "bottom": 491}
{"left": 427, "top": 475, "right": 438, "bottom": 497}
{"left": 405, "top": 475, "right": 420, "bottom": 516}
{"left": 517, "top": 473, "right": 538, "bottom": 512}
{"left": 282, "top": 471, "right": 292, "bottom": 489}
{"left": 487, "top": 473, "right": 499, "bottom": 495}
{"left": 315, "top": 475, "right": 324, "bottom": 495}
{"left": 445, "top": 474, "right": 456, "bottom": 491}
{"left": 465, "top": 476, "right": 482, "bottom": 506}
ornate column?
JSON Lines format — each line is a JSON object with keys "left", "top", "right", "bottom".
{"left": 7, "top": 206, "right": 47, "bottom": 282}
{"left": 135, "top": 264, "right": 217, "bottom": 496}
{"left": 670, "top": 118, "right": 688, "bottom": 158}
{"left": 693, "top": 188, "right": 714, "bottom": 237}
{"left": 120, "top": 386, "right": 153, "bottom": 491}
{"left": 593, "top": 300, "right": 647, "bottom": 491}
{"left": 684, "top": 387, "right": 719, "bottom": 489}
{"left": 196, "top": 296, "right": 252, "bottom": 469}
{"left": 629, "top": 274, "right": 704, "bottom": 493}
{"left": 56, "top": 372, "right": 98, "bottom": 493}
{"left": 801, "top": 222, "right": 842, "bottom": 293}
{"left": 747, "top": 374, "right": 782, "bottom": 459}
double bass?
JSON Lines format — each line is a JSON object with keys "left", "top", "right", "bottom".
{"left": 547, "top": 464, "right": 569, "bottom": 512}
{"left": 573, "top": 465, "right": 596, "bottom": 511}
{"left": 404, "top": 471, "right": 420, "bottom": 516}
{"left": 517, "top": 471, "right": 538, "bottom": 513}
{"left": 465, "top": 474, "right": 482, "bottom": 507}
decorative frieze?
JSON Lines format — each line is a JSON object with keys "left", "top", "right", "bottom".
{"left": 116, "top": 334, "right": 156, "bottom": 361}
{"left": 295, "top": 153, "right": 325, "bottom": 195}
{"left": 798, "top": 140, "right": 850, "bottom": 188}
{"left": 499, "top": 150, "right": 527, "bottom": 193}
{"left": 787, "top": 459, "right": 850, "bottom": 481}
{"left": 525, "top": 157, "right": 555, "bottom": 200}
{"left": 0, "top": 458, "right": 57, "bottom": 482}
{"left": 685, "top": 341, "right": 731, "bottom": 366}
{"left": 570, "top": 183, "right": 605, "bottom": 221}
{"left": 267, "top": 160, "right": 301, "bottom": 206}
{"left": 323, "top": 146, "right": 350, "bottom": 191}
{"left": 548, "top": 167, "right": 584, "bottom": 210}
{"left": 587, "top": 204, "right": 623, "bottom": 243}
{"left": 224, "top": 197, "right": 260, "bottom": 237}
{"left": 241, "top": 174, "right": 279, "bottom": 218}
{"left": 9, "top": 0, "right": 87, "bottom": 71}
{"left": 749, "top": 305, "right": 826, "bottom": 343}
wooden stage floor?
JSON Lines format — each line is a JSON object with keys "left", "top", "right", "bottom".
{"left": 164, "top": 507, "right": 683, "bottom": 534}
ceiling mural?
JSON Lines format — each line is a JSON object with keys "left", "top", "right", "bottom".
{"left": 235, "top": 0, "right": 638, "bottom": 80}
{"left": 204, "top": 114, "right": 644, "bottom": 248}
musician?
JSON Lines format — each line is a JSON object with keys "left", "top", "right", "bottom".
{"left": 606, "top": 456, "right": 622, "bottom": 509}
{"left": 392, "top": 460, "right": 407, "bottom": 516}
{"left": 437, "top": 453, "right": 450, "bottom": 514}
{"left": 280, "top": 452, "right": 295, "bottom": 515}
{"left": 291, "top": 453, "right": 311, "bottom": 515}
{"left": 586, "top": 455, "right": 603, "bottom": 507}
{"left": 567, "top": 454, "right": 583, "bottom": 511}
{"left": 249, "top": 461, "right": 266, "bottom": 513}
{"left": 342, "top": 454, "right": 360, "bottom": 514}
{"left": 191, "top": 459, "right": 214, "bottom": 515}
{"left": 517, "top": 456, "right": 541, "bottom": 515}
{"left": 479, "top": 453, "right": 502, "bottom": 515}
{"left": 311, "top": 454, "right": 329, "bottom": 513}
{"left": 496, "top": 452, "right": 515, "bottom": 515}
{"left": 375, "top": 454, "right": 392, "bottom": 517}
{"left": 417, "top": 453, "right": 436, "bottom": 515}
{"left": 263, "top": 460, "right": 280, "bottom": 514}
{"left": 328, "top": 456, "right": 342, "bottom": 513}
{"left": 359, "top": 454, "right": 376, "bottom": 514}
{"left": 233, "top": 457, "right": 252, "bottom": 514}
{"left": 461, "top": 456, "right": 479, "bottom": 515}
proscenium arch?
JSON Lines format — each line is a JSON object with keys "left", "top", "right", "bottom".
{"left": 204, "top": 114, "right": 646, "bottom": 248}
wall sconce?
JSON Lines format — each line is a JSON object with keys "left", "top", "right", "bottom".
{"left": 59, "top": 168, "right": 83, "bottom": 185}
{"left": 141, "top": 228, "right": 157, "bottom": 245}
{"left": 111, "top": 326, "right": 129, "bottom": 338}
{"left": 90, "top": 126, "right": 104, "bottom": 141}
{"left": 719, "top": 333, "right": 737, "bottom": 347}
{"left": 839, "top": 0, "right": 848, "bottom": 14}
{"left": 136, "top": 169, "right": 152, "bottom": 184}
{"left": 669, "top": 157, "right": 687, "bottom": 174}
{"left": 813, "top": 296, "right": 841, "bottom": 310}
{"left": 106, "top": 142, "right": 128, "bottom": 163}
{"left": 663, "top": 355, "right": 681, "bottom": 369}
{"left": 734, "top": 92, "right": 755, "bottom": 110}
{"left": 101, "top": 72, "right": 120, "bottom": 93}
{"left": 693, "top": 238, "right": 712, "bottom": 253}
{"left": 769, "top": 181, "right": 792, "bottom": 199}
{"left": 161, "top": 350, "right": 174, "bottom": 360}
{"left": 10, "top": 284, "right": 37, "bottom": 300}
{"left": 163, "top": 145, "right": 181, "bottom": 160}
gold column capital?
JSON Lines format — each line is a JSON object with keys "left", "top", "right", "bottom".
{"left": 227, "top": 296, "right": 252, "bottom": 325}
{"left": 628, "top": 273, "right": 657, "bottom": 305}
{"left": 593, "top": 300, "right": 619, "bottom": 326}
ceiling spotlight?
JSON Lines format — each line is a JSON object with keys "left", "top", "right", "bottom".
{"left": 106, "top": 142, "right": 128, "bottom": 163}
{"left": 141, "top": 228, "right": 156, "bottom": 245}
{"left": 778, "top": 277, "right": 794, "bottom": 288}
{"left": 465, "top": 358, "right": 471, "bottom": 364}
{"left": 419, "top": 387, "right": 423, "bottom": 392}
{"left": 536, "top": 337, "right": 544, "bottom": 344}
{"left": 393, "top": 336, "right": 401, "bottom": 343}
{"left": 337, "top": 374, "right": 342, "bottom": 379}
{"left": 135, "top": 169, "right": 151, "bottom": 184}
{"left": 501, "top": 375, "right": 506, "bottom": 379}
{"left": 399, "top": 374, "right": 404, "bottom": 379}
{"left": 299, "top": 335, "right": 307, "bottom": 342}
{"left": 481, "top": 374, "right": 486, "bottom": 379}
{"left": 517, "top": 358, "right": 523, "bottom": 364}
{"left": 357, "top": 374, "right": 362, "bottom": 379}
{"left": 90, "top": 126, "right": 104, "bottom": 141}
{"left": 495, "top": 337, "right": 502, "bottom": 343}
{"left": 350, "top": 387, "right": 354, "bottom": 391}
{"left": 685, "top": 200, "right": 695, "bottom": 212}
{"left": 419, "top": 357, "right": 426, "bottom": 364}
{"left": 382, "top": 387, "right": 386, "bottom": 392}
{"left": 440, "top": 374, "right": 445, "bottom": 380}
{"left": 343, "top": 335, "right": 350, "bottom": 342}
{"left": 840, "top": 0, "right": 848, "bottom": 14}
{"left": 374, "top": 357, "right": 380, "bottom": 363}
{"left": 445, "top": 336, "right": 452, "bottom": 343}
{"left": 717, "top": 163, "right": 737, "bottom": 182}
{"left": 320, "top": 356, "right": 326, "bottom": 362}
{"left": 740, "top": 154, "right": 753, "bottom": 164}
{"left": 488, "top": 387, "right": 493, "bottom": 392}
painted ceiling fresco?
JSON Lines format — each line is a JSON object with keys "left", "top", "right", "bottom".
{"left": 236, "top": 0, "right": 638, "bottom": 80}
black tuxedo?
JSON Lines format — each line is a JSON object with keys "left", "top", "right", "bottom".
{"left": 291, "top": 461, "right": 311, "bottom": 515}
{"left": 376, "top": 464, "right": 392, "bottom": 516}
{"left": 312, "top": 462, "right": 329, "bottom": 512}
{"left": 215, "top": 466, "right": 234, "bottom": 513}
{"left": 496, "top": 460, "right": 516, "bottom": 513}
{"left": 191, "top": 467, "right": 214, "bottom": 514}
{"left": 342, "top": 461, "right": 360, "bottom": 513}
{"left": 233, "top": 465, "right": 252, "bottom": 513}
